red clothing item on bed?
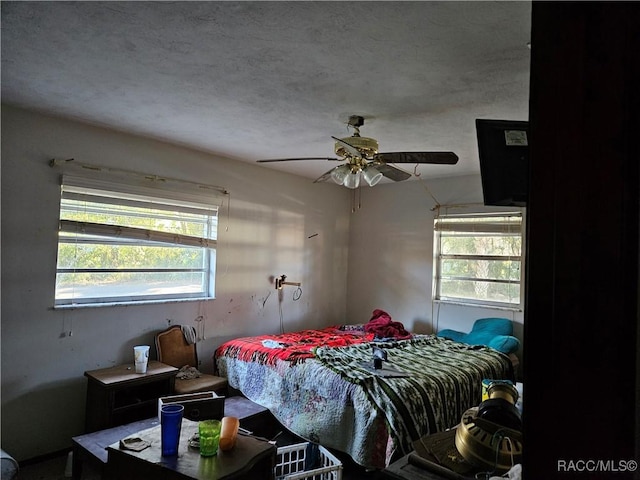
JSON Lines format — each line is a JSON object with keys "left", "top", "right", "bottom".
{"left": 364, "top": 309, "right": 412, "bottom": 340}
{"left": 215, "top": 327, "right": 374, "bottom": 365}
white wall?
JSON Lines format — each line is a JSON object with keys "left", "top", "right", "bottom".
{"left": 345, "top": 175, "right": 524, "bottom": 354}
{"left": 1, "top": 106, "right": 525, "bottom": 461}
{"left": 0, "top": 105, "right": 352, "bottom": 460}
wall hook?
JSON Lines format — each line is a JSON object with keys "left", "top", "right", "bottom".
{"left": 275, "top": 274, "right": 301, "bottom": 290}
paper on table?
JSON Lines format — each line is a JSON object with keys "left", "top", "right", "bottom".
{"left": 119, "top": 437, "right": 151, "bottom": 452}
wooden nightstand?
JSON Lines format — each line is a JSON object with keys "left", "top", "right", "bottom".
{"left": 84, "top": 361, "right": 178, "bottom": 432}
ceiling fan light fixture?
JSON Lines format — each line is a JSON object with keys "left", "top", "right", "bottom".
{"left": 331, "top": 165, "right": 351, "bottom": 185}
{"left": 362, "top": 165, "right": 383, "bottom": 186}
{"left": 257, "top": 116, "right": 459, "bottom": 187}
{"left": 343, "top": 171, "right": 361, "bottom": 189}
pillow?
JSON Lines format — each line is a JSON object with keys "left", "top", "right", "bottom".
{"left": 437, "top": 319, "right": 520, "bottom": 354}
{"left": 436, "top": 328, "right": 466, "bottom": 343}
{"left": 487, "top": 335, "right": 520, "bottom": 354}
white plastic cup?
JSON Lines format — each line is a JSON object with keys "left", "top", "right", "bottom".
{"left": 134, "top": 345, "right": 150, "bottom": 373}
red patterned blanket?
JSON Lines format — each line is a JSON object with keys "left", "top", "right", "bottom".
{"left": 215, "top": 326, "right": 374, "bottom": 365}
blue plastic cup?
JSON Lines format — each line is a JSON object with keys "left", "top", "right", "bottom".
{"left": 160, "top": 404, "right": 184, "bottom": 456}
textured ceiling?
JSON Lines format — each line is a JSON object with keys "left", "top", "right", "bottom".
{"left": 1, "top": 1, "right": 531, "bottom": 182}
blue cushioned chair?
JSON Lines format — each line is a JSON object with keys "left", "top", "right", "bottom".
{"left": 437, "top": 317, "right": 520, "bottom": 354}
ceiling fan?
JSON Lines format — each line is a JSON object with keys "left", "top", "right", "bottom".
{"left": 257, "top": 115, "right": 459, "bottom": 188}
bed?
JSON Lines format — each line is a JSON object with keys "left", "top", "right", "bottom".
{"left": 214, "top": 324, "right": 514, "bottom": 470}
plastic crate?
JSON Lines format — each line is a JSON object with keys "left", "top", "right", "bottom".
{"left": 275, "top": 442, "right": 343, "bottom": 480}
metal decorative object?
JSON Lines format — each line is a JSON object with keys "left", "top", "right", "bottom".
{"left": 454, "top": 381, "right": 523, "bottom": 473}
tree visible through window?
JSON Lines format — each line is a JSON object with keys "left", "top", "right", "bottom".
{"left": 433, "top": 213, "right": 523, "bottom": 308}
{"left": 55, "top": 180, "right": 218, "bottom": 306}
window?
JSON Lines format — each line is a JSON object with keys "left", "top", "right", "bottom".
{"left": 433, "top": 212, "right": 523, "bottom": 308}
{"left": 55, "top": 176, "right": 219, "bottom": 307}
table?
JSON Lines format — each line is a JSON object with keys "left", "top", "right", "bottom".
{"left": 105, "top": 418, "right": 276, "bottom": 480}
{"left": 72, "top": 417, "right": 159, "bottom": 480}
{"left": 85, "top": 361, "right": 178, "bottom": 432}
{"left": 72, "top": 395, "right": 279, "bottom": 480}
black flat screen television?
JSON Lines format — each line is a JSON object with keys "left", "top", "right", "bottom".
{"left": 476, "top": 119, "right": 529, "bottom": 207}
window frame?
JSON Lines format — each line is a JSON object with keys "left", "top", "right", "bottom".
{"left": 54, "top": 174, "right": 222, "bottom": 308}
{"left": 433, "top": 210, "right": 525, "bottom": 310}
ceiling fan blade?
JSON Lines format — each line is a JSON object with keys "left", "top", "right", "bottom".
{"left": 257, "top": 157, "right": 342, "bottom": 163}
{"left": 313, "top": 167, "right": 339, "bottom": 183}
{"left": 374, "top": 151, "right": 459, "bottom": 165}
{"left": 375, "top": 163, "right": 412, "bottom": 182}
{"left": 331, "top": 136, "right": 362, "bottom": 158}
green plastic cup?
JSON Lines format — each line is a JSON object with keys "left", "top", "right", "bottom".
{"left": 198, "top": 419, "right": 221, "bottom": 457}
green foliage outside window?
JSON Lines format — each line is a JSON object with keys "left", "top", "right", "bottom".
{"left": 435, "top": 214, "right": 522, "bottom": 306}
{"left": 55, "top": 184, "right": 217, "bottom": 305}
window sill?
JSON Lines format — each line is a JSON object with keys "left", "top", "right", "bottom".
{"left": 53, "top": 297, "right": 215, "bottom": 310}
{"left": 434, "top": 299, "right": 522, "bottom": 312}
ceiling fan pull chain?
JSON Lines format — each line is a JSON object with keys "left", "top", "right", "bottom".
{"left": 350, "top": 186, "right": 363, "bottom": 213}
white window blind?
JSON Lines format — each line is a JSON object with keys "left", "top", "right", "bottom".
{"left": 55, "top": 173, "right": 222, "bottom": 307}
{"left": 434, "top": 212, "right": 523, "bottom": 308}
